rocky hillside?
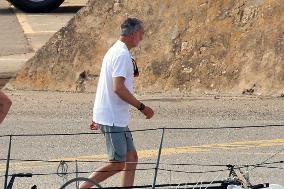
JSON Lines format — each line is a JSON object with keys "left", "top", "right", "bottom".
{"left": 9, "top": 0, "right": 284, "bottom": 95}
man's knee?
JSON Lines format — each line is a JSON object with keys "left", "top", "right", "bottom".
{"left": 108, "top": 161, "right": 125, "bottom": 171}
{"left": 127, "top": 151, "right": 138, "bottom": 163}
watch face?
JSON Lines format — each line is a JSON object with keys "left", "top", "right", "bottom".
{"left": 139, "top": 103, "right": 145, "bottom": 110}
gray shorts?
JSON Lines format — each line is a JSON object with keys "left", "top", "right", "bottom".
{"left": 99, "top": 124, "right": 136, "bottom": 162}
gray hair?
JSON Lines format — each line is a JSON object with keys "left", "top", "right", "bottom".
{"left": 121, "top": 17, "right": 143, "bottom": 36}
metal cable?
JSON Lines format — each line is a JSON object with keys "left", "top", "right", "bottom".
{"left": 56, "top": 160, "right": 69, "bottom": 185}
{"left": 250, "top": 147, "right": 284, "bottom": 171}
{"left": 0, "top": 124, "right": 283, "bottom": 138}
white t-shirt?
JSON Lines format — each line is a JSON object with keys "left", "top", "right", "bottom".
{"left": 93, "top": 40, "right": 134, "bottom": 127}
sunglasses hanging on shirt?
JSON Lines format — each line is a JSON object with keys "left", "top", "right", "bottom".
{"left": 132, "top": 57, "right": 139, "bottom": 77}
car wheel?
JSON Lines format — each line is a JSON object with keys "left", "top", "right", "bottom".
{"left": 8, "top": 0, "right": 65, "bottom": 13}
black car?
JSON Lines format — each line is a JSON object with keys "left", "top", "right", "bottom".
{"left": 8, "top": 0, "right": 65, "bottom": 13}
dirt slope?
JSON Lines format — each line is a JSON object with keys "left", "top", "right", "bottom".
{"left": 8, "top": 0, "right": 284, "bottom": 95}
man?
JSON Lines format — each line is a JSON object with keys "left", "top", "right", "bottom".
{"left": 79, "top": 18, "right": 154, "bottom": 188}
{"left": 0, "top": 90, "right": 12, "bottom": 124}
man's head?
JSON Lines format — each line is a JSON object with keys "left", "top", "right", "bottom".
{"left": 120, "top": 17, "right": 144, "bottom": 49}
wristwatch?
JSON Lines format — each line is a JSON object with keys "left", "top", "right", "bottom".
{"left": 138, "top": 103, "right": 145, "bottom": 111}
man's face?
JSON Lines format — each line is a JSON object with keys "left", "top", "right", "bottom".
{"left": 131, "top": 27, "right": 144, "bottom": 47}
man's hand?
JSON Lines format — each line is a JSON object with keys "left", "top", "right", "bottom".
{"left": 90, "top": 121, "right": 99, "bottom": 130}
{"left": 140, "top": 106, "right": 154, "bottom": 119}
{"left": 0, "top": 90, "right": 12, "bottom": 124}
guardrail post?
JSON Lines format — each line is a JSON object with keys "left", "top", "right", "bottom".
{"left": 4, "top": 135, "right": 12, "bottom": 189}
{"left": 152, "top": 128, "right": 165, "bottom": 189}
{"left": 76, "top": 160, "right": 79, "bottom": 189}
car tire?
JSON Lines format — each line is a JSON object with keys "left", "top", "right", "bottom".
{"left": 8, "top": 0, "right": 65, "bottom": 13}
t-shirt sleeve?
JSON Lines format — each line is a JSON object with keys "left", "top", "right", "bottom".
{"left": 112, "top": 54, "right": 132, "bottom": 78}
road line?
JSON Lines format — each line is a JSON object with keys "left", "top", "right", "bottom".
{"left": 25, "top": 31, "right": 57, "bottom": 34}
{"left": 1, "top": 138, "right": 283, "bottom": 171}
{"left": 14, "top": 11, "right": 34, "bottom": 34}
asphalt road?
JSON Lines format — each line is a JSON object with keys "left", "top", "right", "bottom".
{"left": 0, "top": 91, "right": 283, "bottom": 188}
{"left": 0, "top": 0, "right": 86, "bottom": 88}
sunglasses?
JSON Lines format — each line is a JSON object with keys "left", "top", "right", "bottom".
{"left": 132, "top": 58, "right": 139, "bottom": 77}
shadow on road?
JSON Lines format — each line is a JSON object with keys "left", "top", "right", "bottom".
{"left": 0, "top": 7, "right": 13, "bottom": 15}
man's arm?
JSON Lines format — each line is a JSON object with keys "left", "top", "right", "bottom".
{"left": 0, "top": 90, "right": 12, "bottom": 124}
{"left": 113, "top": 77, "right": 154, "bottom": 119}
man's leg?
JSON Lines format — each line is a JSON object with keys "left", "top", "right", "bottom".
{"left": 121, "top": 150, "right": 138, "bottom": 187}
{"left": 79, "top": 161, "right": 125, "bottom": 189}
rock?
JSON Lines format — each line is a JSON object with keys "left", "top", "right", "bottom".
{"left": 8, "top": 0, "right": 284, "bottom": 95}
{"left": 242, "top": 84, "right": 256, "bottom": 95}
{"left": 113, "top": 1, "right": 123, "bottom": 12}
